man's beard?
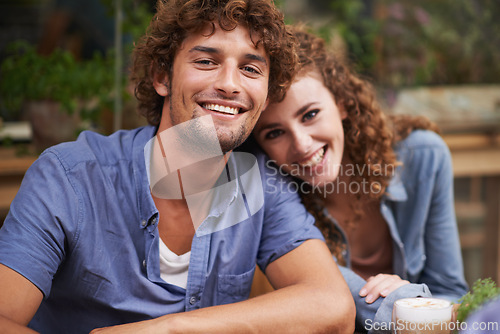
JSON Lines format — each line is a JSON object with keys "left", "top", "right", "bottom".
{"left": 169, "top": 101, "right": 252, "bottom": 154}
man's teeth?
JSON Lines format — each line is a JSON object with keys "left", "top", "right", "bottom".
{"left": 203, "top": 103, "right": 239, "bottom": 115}
{"left": 300, "top": 148, "right": 325, "bottom": 168}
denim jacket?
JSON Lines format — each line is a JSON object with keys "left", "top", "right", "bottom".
{"left": 332, "top": 131, "right": 468, "bottom": 332}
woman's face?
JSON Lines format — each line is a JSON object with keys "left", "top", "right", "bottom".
{"left": 254, "top": 72, "right": 346, "bottom": 186}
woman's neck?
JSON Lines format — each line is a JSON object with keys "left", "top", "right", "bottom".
{"left": 317, "top": 153, "right": 354, "bottom": 206}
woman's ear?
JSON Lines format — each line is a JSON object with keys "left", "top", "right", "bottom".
{"left": 153, "top": 73, "right": 169, "bottom": 97}
{"left": 341, "top": 109, "right": 348, "bottom": 120}
{"left": 340, "top": 106, "right": 348, "bottom": 120}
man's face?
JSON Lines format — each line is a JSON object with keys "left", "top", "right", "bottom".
{"left": 155, "top": 23, "right": 270, "bottom": 153}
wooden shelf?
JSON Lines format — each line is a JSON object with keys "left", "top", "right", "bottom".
{"left": 0, "top": 147, "right": 37, "bottom": 220}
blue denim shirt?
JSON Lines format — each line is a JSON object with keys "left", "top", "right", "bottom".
{"left": 312, "top": 130, "right": 468, "bottom": 333}
{"left": 383, "top": 130, "right": 467, "bottom": 300}
{"left": 330, "top": 131, "right": 468, "bottom": 332}
{"left": 339, "top": 266, "right": 431, "bottom": 334}
{"left": 334, "top": 130, "right": 467, "bottom": 300}
{"left": 0, "top": 126, "right": 323, "bottom": 333}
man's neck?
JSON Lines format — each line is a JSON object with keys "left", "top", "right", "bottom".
{"left": 154, "top": 196, "right": 195, "bottom": 256}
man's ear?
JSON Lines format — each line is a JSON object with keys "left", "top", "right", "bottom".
{"left": 153, "top": 73, "right": 169, "bottom": 97}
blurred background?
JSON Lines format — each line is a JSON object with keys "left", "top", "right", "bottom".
{"left": 0, "top": 0, "right": 499, "bottom": 290}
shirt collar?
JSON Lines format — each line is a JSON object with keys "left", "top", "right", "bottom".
{"left": 133, "top": 126, "right": 159, "bottom": 228}
{"left": 135, "top": 127, "right": 239, "bottom": 229}
{"left": 200, "top": 152, "right": 239, "bottom": 219}
{"left": 384, "top": 170, "right": 408, "bottom": 202}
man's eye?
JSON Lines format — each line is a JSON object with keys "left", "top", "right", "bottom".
{"left": 302, "top": 109, "right": 319, "bottom": 122}
{"left": 195, "top": 59, "right": 215, "bottom": 66}
{"left": 242, "top": 66, "right": 260, "bottom": 75}
{"left": 265, "top": 129, "right": 283, "bottom": 140}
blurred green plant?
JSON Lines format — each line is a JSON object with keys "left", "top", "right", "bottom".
{"left": 372, "top": 0, "right": 500, "bottom": 87}
{"left": 325, "top": 0, "right": 380, "bottom": 74}
{"left": 291, "top": 0, "right": 500, "bottom": 87}
{"left": 101, "top": 0, "right": 154, "bottom": 49}
{"left": 0, "top": 40, "right": 127, "bottom": 123}
{"left": 457, "top": 278, "right": 500, "bottom": 323}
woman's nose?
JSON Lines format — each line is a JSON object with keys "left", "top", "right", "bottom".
{"left": 290, "top": 130, "right": 313, "bottom": 156}
{"left": 214, "top": 65, "right": 241, "bottom": 97}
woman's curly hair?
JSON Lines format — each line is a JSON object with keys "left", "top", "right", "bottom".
{"left": 130, "top": 0, "right": 298, "bottom": 126}
{"left": 290, "top": 26, "right": 439, "bottom": 257}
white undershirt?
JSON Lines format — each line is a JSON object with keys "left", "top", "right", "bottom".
{"left": 159, "top": 239, "right": 191, "bottom": 289}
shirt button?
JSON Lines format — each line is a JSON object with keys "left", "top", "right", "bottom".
{"left": 141, "top": 220, "right": 147, "bottom": 227}
{"left": 142, "top": 260, "right": 147, "bottom": 268}
{"left": 189, "top": 296, "right": 197, "bottom": 305}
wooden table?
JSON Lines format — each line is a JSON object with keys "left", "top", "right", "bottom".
{"left": 0, "top": 147, "right": 37, "bottom": 222}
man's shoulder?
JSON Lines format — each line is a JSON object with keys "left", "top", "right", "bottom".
{"left": 42, "top": 126, "right": 154, "bottom": 170}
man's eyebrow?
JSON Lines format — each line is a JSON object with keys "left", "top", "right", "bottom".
{"left": 245, "top": 53, "right": 267, "bottom": 66}
{"left": 189, "top": 45, "right": 218, "bottom": 54}
{"left": 189, "top": 46, "right": 267, "bottom": 66}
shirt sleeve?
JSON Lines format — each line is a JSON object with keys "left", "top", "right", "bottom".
{"left": 338, "top": 265, "right": 431, "bottom": 334}
{"left": 255, "top": 155, "right": 324, "bottom": 272}
{"left": 0, "top": 150, "right": 79, "bottom": 297}
{"left": 414, "top": 134, "right": 468, "bottom": 301}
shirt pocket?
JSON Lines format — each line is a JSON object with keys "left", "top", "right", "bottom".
{"left": 217, "top": 266, "right": 256, "bottom": 305}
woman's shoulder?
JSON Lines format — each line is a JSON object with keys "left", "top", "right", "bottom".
{"left": 393, "top": 129, "right": 452, "bottom": 178}
{"left": 395, "top": 129, "right": 448, "bottom": 153}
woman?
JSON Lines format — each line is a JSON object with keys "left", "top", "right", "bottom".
{"left": 251, "top": 26, "right": 468, "bottom": 328}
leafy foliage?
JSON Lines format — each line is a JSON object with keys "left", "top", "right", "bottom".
{"left": 287, "top": 0, "right": 500, "bottom": 87}
{"left": 457, "top": 278, "right": 500, "bottom": 323}
{"left": 100, "top": 0, "right": 154, "bottom": 50}
{"left": 0, "top": 41, "right": 126, "bottom": 122}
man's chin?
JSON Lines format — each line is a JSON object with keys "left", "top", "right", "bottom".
{"left": 218, "top": 132, "right": 250, "bottom": 154}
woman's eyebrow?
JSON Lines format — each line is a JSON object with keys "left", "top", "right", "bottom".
{"left": 256, "top": 102, "right": 318, "bottom": 134}
{"left": 256, "top": 122, "right": 280, "bottom": 134}
{"left": 294, "top": 102, "right": 316, "bottom": 118}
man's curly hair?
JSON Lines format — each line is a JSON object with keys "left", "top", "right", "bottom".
{"left": 130, "top": 0, "right": 297, "bottom": 126}
{"left": 290, "top": 26, "right": 439, "bottom": 258}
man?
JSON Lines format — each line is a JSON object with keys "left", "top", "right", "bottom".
{"left": 0, "top": 0, "right": 355, "bottom": 332}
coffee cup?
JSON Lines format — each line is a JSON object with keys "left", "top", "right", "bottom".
{"left": 392, "top": 297, "right": 453, "bottom": 334}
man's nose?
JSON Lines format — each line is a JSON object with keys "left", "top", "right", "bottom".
{"left": 214, "top": 65, "right": 241, "bottom": 97}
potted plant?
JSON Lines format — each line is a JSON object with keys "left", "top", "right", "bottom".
{"left": 0, "top": 41, "right": 125, "bottom": 152}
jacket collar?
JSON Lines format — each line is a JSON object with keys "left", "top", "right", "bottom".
{"left": 384, "top": 172, "right": 408, "bottom": 202}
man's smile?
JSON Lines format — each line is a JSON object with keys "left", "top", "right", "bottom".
{"left": 202, "top": 103, "right": 240, "bottom": 115}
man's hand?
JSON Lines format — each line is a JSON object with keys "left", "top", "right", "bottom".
{"left": 359, "top": 274, "right": 410, "bottom": 303}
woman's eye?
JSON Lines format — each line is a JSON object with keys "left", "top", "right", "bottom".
{"left": 265, "top": 129, "right": 283, "bottom": 140}
{"left": 302, "top": 109, "right": 319, "bottom": 122}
